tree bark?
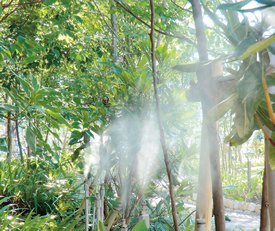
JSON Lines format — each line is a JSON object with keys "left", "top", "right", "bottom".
{"left": 260, "top": 138, "right": 269, "bottom": 230}
{"left": 189, "top": 0, "right": 225, "bottom": 229}
{"left": 6, "top": 111, "right": 12, "bottom": 162}
{"left": 111, "top": 0, "right": 118, "bottom": 58}
{"left": 149, "top": 1, "right": 179, "bottom": 230}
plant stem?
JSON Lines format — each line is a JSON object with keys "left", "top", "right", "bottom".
{"left": 260, "top": 138, "right": 269, "bottom": 230}
{"left": 15, "top": 120, "right": 24, "bottom": 165}
{"left": 149, "top": 1, "right": 179, "bottom": 230}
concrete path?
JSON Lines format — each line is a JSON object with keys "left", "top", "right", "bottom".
{"left": 225, "top": 211, "right": 260, "bottom": 230}
{"left": 184, "top": 202, "right": 260, "bottom": 230}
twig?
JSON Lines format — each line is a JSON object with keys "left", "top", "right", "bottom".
{"left": 4, "top": 5, "right": 34, "bottom": 39}
{"left": 149, "top": 1, "right": 179, "bottom": 230}
{"left": 114, "top": 0, "right": 197, "bottom": 47}
{"left": 171, "top": 0, "right": 192, "bottom": 13}
{"left": 15, "top": 119, "right": 24, "bottom": 164}
{"left": 178, "top": 210, "right": 196, "bottom": 226}
{"left": 0, "top": 113, "right": 15, "bottom": 120}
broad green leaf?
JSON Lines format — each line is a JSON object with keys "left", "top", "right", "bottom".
{"left": 268, "top": 132, "right": 275, "bottom": 170}
{"left": 26, "top": 127, "right": 36, "bottom": 152}
{"left": 14, "top": 74, "right": 34, "bottom": 96}
{"left": 23, "top": 56, "right": 36, "bottom": 65}
{"left": 45, "top": 109, "right": 70, "bottom": 127}
{"left": 222, "top": 185, "right": 238, "bottom": 190}
{"left": 0, "top": 46, "right": 15, "bottom": 65}
{"left": 218, "top": 0, "right": 252, "bottom": 10}
{"left": 229, "top": 129, "right": 253, "bottom": 146}
{"left": 207, "top": 93, "right": 238, "bottom": 122}
{"left": 234, "top": 36, "right": 256, "bottom": 59}
{"left": 31, "top": 75, "right": 39, "bottom": 91}
{"left": 237, "top": 62, "right": 262, "bottom": 100}
{"left": 3, "top": 88, "right": 26, "bottom": 109}
{"left": 0, "top": 103, "right": 19, "bottom": 112}
{"left": 137, "top": 56, "right": 148, "bottom": 70}
{"left": 239, "top": 34, "right": 275, "bottom": 60}
{"left": 132, "top": 220, "right": 148, "bottom": 231}
{"left": 97, "top": 220, "right": 106, "bottom": 231}
{"left": 17, "top": 35, "right": 26, "bottom": 45}
{"left": 225, "top": 194, "right": 244, "bottom": 201}
{"left": 173, "top": 60, "right": 211, "bottom": 73}
{"left": 256, "top": 0, "right": 275, "bottom": 6}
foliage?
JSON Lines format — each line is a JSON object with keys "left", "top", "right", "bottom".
{"left": 0, "top": 0, "right": 272, "bottom": 229}
{"left": 0, "top": 159, "right": 82, "bottom": 216}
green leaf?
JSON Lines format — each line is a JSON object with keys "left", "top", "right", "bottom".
{"left": 234, "top": 36, "right": 256, "bottom": 59}
{"left": 132, "top": 220, "right": 148, "bottom": 231}
{"left": 45, "top": 110, "right": 70, "bottom": 127}
{"left": 237, "top": 62, "right": 262, "bottom": 100}
{"left": 14, "top": 73, "right": 34, "bottom": 96}
{"left": 26, "top": 127, "right": 36, "bottom": 152}
{"left": 23, "top": 56, "right": 36, "bottom": 65}
{"left": 97, "top": 220, "right": 106, "bottom": 231}
{"left": 207, "top": 93, "right": 238, "bottom": 122}
{"left": 229, "top": 130, "right": 253, "bottom": 146}
{"left": 239, "top": 34, "right": 275, "bottom": 60}
{"left": 225, "top": 194, "right": 244, "bottom": 201}
{"left": 0, "top": 46, "right": 15, "bottom": 65}
{"left": 268, "top": 132, "right": 275, "bottom": 170}
{"left": 173, "top": 60, "right": 211, "bottom": 73}
{"left": 218, "top": 0, "right": 251, "bottom": 10}
{"left": 0, "top": 103, "right": 19, "bottom": 112}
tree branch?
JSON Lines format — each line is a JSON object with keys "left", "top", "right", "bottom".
{"left": 171, "top": 0, "right": 192, "bottom": 13}
{"left": 114, "top": 0, "right": 197, "bottom": 48}
{"left": 149, "top": 0, "right": 179, "bottom": 230}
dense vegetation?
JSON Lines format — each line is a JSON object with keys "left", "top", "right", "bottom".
{"left": 0, "top": 0, "right": 274, "bottom": 230}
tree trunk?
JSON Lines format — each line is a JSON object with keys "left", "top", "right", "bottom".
{"left": 111, "top": 0, "right": 118, "bottom": 58}
{"left": 6, "top": 112, "right": 12, "bottom": 162}
{"left": 190, "top": 0, "right": 225, "bottom": 229}
{"left": 149, "top": 1, "right": 179, "bottom": 230}
{"left": 260, "top": 137, "right": 269, "bottom": 230}
{"left": 196, "top": 124, "right": 213, "bottom": 230}
{"left": 222, "top": 142, "right": 226, "bottom": 174}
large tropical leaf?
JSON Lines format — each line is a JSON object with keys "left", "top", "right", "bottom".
{"left": 239, "top": 34, "right": 275, "bottom": 60}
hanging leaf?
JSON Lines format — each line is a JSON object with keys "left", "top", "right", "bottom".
{"left": 45, "top": 110, "right": 70, "bottom": 127}
{"left": 207, "top": 93, "right": 238, "bottom": 122}
{"left": 14, "top": 73, "right": 34, "bottom": 96}
{"left": 173, "top": 60, "right": 211, "bottom": 73}
{"left": 237, "top": 62, "right": 262, "bottom": 100}
{"left": 234, "top": 36, "right": 256, "bottom": 59}
{"left": 239, "top": 34, "right": 275, "bottom": 60}
{"left": 26, "top": 126, "right": 36, "bottom": 151}
{"left": 268, "top": 132, "right": 275, "bottom": 170}
{"left": 229, "top": 130, "right": 253, "bottom": 146}
{"left": 97, "top": 220, "right": 106, "bottom": 231}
